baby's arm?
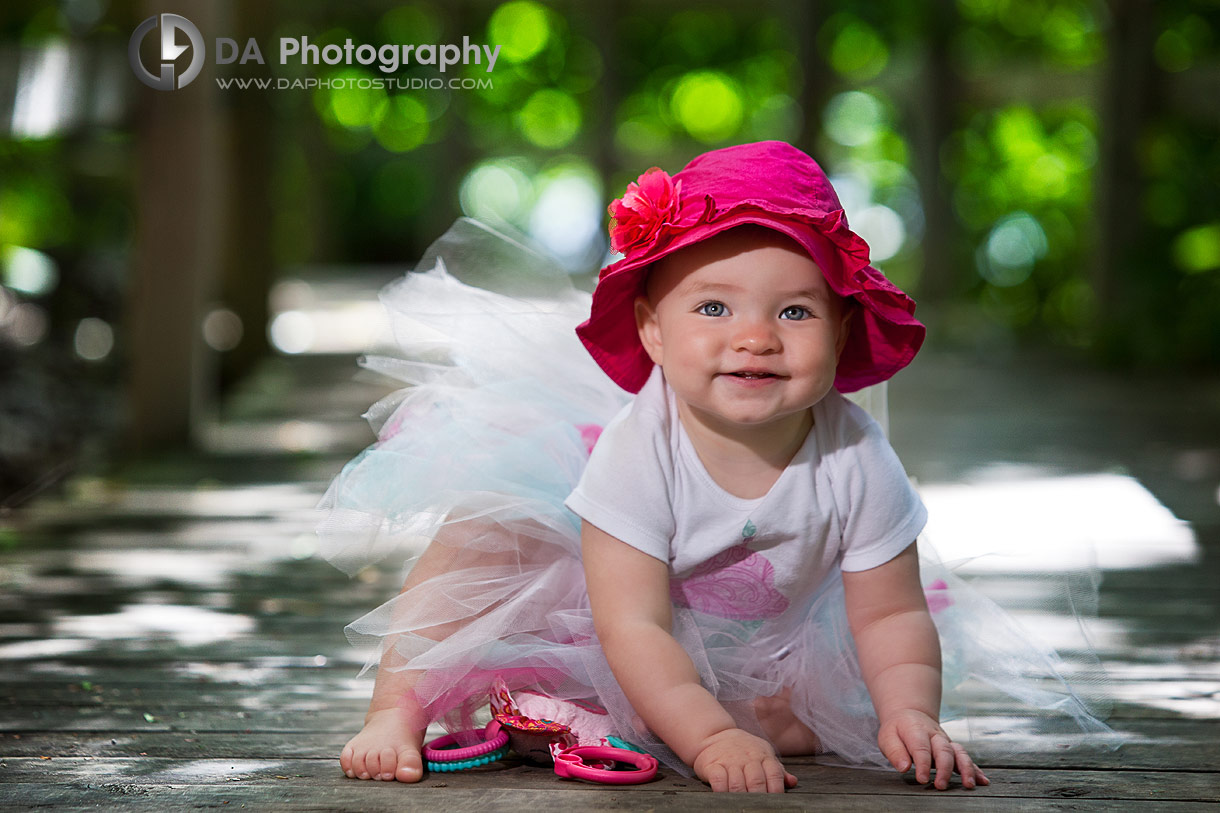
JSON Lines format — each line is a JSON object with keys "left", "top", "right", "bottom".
{"left": 842, "top": 542, "right": 988, "bottom": 789}
{"left": 581, "top": 520, "right": 796, "bottom": 793}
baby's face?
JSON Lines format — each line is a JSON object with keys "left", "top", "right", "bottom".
{"left": 635, "top": 227, "right": 851, "bottom": 433}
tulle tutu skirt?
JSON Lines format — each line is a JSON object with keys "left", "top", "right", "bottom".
{"left": 318, "top": 218, "right": 1120, "bottom": 775}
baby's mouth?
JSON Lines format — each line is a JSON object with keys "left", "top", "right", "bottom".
{"left": 726, "top": 371, "right": 779, "bottom": 379}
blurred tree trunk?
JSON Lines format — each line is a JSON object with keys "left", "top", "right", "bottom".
{"left": 911, "top": 0, "right": 959, "bottom": 304}
{"left": 1093, "top": 0, "right": 1156, "bottom": 333}
{"left": 124, "top": 0, "right": 225, "bottom": 453}
{"left": 793, "top": 0, "right": 830, "bottom": 149}
{"left": 589, "top": 0, "right": 620, "bottom": 207}
{"left": 215, "top": 0, "right": 274, "bottom": 393}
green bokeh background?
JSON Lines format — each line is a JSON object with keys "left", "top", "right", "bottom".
{"left": 1, "top": 0, "right": 1218, "bottom": 499}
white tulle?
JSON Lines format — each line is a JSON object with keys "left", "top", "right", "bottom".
{"left": 318, "top": 218, "right": 1121, "bottom": 775}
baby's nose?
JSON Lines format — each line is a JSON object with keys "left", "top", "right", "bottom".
{"left": 732, "top": 319, "right": 780, "bottom": 353}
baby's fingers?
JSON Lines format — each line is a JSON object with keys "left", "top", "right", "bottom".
{"left": 932, "top": 734, "right": 956, "bottom": 790}
{"left": 724, "top": 764, "right": 749, "bottom": 793}
{"left": 905, "top": 735, "right": 935, "bottom": 784}
{"left": 743, "top": 761, "right": 768, "bottom": 793}
{"left": 878, "top": 725, "right": 913, "bottom": 773}
{"left": 951, "top": 743, "right": 989, "bottom": 789}
{"left": 762, "top": 758, "right": 790, "bottom": 794}
{"left": 703, "top": 762, "right": 729, "bottom": 793}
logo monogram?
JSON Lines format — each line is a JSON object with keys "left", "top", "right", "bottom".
{"left": 128, "top": 14, "right": 204, "bottom": 91}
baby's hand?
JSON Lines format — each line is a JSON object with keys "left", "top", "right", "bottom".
{"left": 691, "top": 728, "right": 797, "bottom": 793}
{"left": 878, "top": 709, "right": 990, "bottom": 790}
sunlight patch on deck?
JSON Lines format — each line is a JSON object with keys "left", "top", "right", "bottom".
{"left": 920, "top": 470, "right": 1199, "bottom": 573}
{"left": 1106, "top": 680, "right": 1220, "bottom": 719}
{"left": 143, "top": 759, "right": 290, "bottom": 782}
{"left": 53, "top": 604, "right": 255, "bottom": 646}
{"left": 0, "top": 637, "right": 95, "bottom": 659}
{"left": 991, "top": 610, "right": 1128, "bottom": 653}
{"left": 66, "top": 549, "right": 246, "bottom": 588}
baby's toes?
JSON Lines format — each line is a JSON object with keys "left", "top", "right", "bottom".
{"left": 365, "top": 747, "right": 388, "bottom": 780}
{"left": 376, "top": 747, "right": 398, "bottom": 780}
{"left": 352, "top": 747, "right": 374, "bottom": 780}
{"left": 395, "top": 747, "right": 423, "bottom": 783}
{"left": 340, "top": 744, "right": 355, "bottom": 778}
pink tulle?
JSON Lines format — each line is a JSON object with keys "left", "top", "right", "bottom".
{"left": 924, "top": 579, "right": 954, "bottom": 614}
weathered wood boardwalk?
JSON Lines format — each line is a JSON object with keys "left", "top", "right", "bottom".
{"left": 2, "top": 349, "right": 1218, "bottom": 810}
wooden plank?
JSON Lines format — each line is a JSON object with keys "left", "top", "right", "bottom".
{"left": 0, "top": 682, "right": 373, "bottom": 707}
{"left": 13, "top": 782, "right": 1214, "bottom": 813}
{"left": 1, "top": 758, "right": 1219, "bottom": 803}
{"left": 4, "top": 652, "right": 1216, "bottom": 695}
{"left": 3, "top": 668, "right": 1212, "bottom": 708}
{"left": 3, "top": 718, "right": 1217, "bottom": 770}
{"left": 0, "top": 706, "right": 1114, "bottom": 733}
{"left": 5, "top": 587, "right": 1220, "bottom": 630}
{"left": 9, "top": 536, "right": 1220, "bottom": 586}
{"left": 4, "top": 584, "right": 1217, "bottom": 631}
{"left": 3, "top": 574, "right": 1216, "bottom": 625}
{"left": 0, "top": 656, "right": 369, "bottom": 679}
{"left": 4, "top": 684, "right": 1213, "bottom": 725}
{"left": 2, "top": 632, "right": 1215, "bottom": 671}
{"left": 5, "top": 645, "right": 1208, "bottom": 675}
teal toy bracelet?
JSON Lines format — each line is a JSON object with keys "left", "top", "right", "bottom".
{"left": 607, "top": 736, "right": 648, "bottom": 754}
{"left": 426, "top": 744, "right": 510, "bottom": 773}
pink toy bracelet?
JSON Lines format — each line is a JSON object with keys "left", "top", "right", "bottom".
{"left": 423, "top": 721, "right": 509, "bottom": 763}
{"left": 553, "top": 744, "right": 658, "bottom": 785}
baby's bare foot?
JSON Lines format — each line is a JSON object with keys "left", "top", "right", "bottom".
{"left": 340, "top": 708, "right": 426, "bottom": 782}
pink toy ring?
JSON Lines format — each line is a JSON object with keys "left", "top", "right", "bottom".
{"left": 423, "top": 721, "right": 509, "bottom": 763}
{"left": 553, "top": 745, "right": 658, "bottom": 785}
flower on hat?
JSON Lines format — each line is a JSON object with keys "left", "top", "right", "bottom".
{"left": 607, "top": 168, "right": 682, "bottom": 254}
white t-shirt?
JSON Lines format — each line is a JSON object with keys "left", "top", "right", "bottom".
{"left": 565, "top": 366, "right": 926, "bottom": 626}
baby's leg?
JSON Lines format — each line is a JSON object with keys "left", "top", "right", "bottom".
{"left": 340, "top": 544, "right": 444, "bottom": 782}
{"left": 340, "top": 517, "right": 526, "bottom": 782}
{"left": 754, "top": 688, "right": 821, "bottom": 756}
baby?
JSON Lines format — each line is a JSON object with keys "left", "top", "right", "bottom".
{"left": 335, "top": 142, "right": 990, "bottom": 792}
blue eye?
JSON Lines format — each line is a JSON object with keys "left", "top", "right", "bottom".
{"left": 698, "top": 302, "right": 727, "bottom": 317}
{"left": 780, "top": 306, "right": 811, "bottom": 320}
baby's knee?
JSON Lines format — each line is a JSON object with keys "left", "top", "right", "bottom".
{"left": 752, "top": 687, "right": 794, "bottom": 719}
{"left": 752, "top": 689, "right": 821, "bottom": 756}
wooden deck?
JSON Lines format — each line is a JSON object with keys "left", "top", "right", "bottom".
{"left": 2, "top": 349, "right": 1218, "bottom": 811}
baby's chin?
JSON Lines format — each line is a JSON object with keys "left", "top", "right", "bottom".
{"left": 686, "top": 401, "right": 816, "bottom": 434}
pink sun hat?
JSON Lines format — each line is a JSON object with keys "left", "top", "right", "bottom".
{"left": 575, "top": 141, "right": 926, "bottom": 394}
